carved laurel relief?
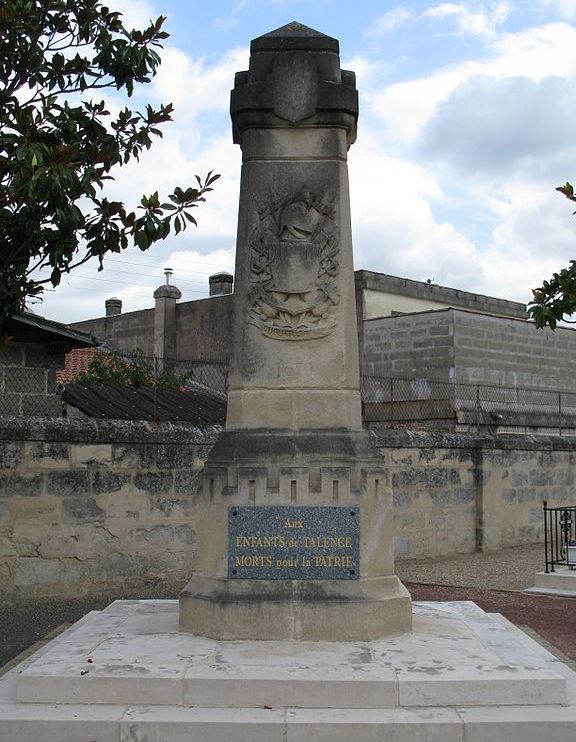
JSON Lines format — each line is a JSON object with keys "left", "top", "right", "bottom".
{"left": 248, "top": 187, "right": 340, "bottom": 340}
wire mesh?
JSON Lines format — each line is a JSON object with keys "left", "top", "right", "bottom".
{"left": 361, "top": 375, "right": 576, "bottom": 433}
{"left": 3, "top": 345, "right": 576, "bottom": 432}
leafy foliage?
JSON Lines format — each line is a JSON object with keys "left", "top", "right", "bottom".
{"left": 0, "top": 0, "right": 219, "bottom": 328}
{"left": 74, "top": 349, "right": 191, "bottom": 389}
{"left": 528, "top": 183, "right": 576, "bottom": 329}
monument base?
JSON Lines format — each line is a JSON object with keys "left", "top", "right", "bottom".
{"left": 179, "top": 574, "right": 411, "bottom": 640}
{"left": 178, "top": 428, "right": 412, "bottom": 640}
{"left": 2, "top": 600, "right": 576, "bottom": 742}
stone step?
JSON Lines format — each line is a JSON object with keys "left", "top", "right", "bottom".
{"left": 11, "top": 600, "right": 569, "bottom": 710}
{"left": 528, "top": 567, "right": 576, "bottom": 597}
{"left": 3, "top": 600, "right": 576, "bottom": 741}
{"left": 2, "top": 701, "right": 576, "bottom": 742}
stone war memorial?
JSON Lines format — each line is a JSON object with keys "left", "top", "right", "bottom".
{"left": 1, "top": 22, "right": 576, "bottom": 742}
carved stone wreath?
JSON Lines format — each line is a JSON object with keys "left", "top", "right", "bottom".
{"left": 248, "top": 187, "right": 340, "bottom": 341}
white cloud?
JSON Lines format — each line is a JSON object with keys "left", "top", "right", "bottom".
{"left": 37, "top": 6, "right": 576, "bottom": 326}
{"left": 420, "top": 75, "right": 576, "bottom": 175}
{"left": 424, "top": 2, "right": 510, "bottom": 40}
{"left": 39, "top": 246, "right": 236, "bottom": 323}
{"left": 349, "top": 128, "right": 484, "bottom": 290}
{"left": 538, "top": 0, "right": 576, "bottom": 21}
{"left": 90, "top": 42, "right": 247, "bottom": 245}
{"left": 366, "top": 6, "right": 413, "bottom": 37}
{"left": 116, "top": 0, "right": 158, "bottom": 30}
{"left": 369, "top": 22, "right": 576, "bottom": 146}
{"left": 150, "top": 45, "right": 249, "bottom": 122}
{"left": 342, "top": 55, "right": 393, "bottom": 92}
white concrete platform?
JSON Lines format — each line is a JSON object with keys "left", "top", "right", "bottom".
{"left": 526, "top": 566, "right": 576, "bottom": 597}
{"left": 1, "top": 600, "right": 576, "bottom": 741}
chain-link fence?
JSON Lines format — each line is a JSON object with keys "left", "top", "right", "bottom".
{"left": 56, "top": 350, "right": 228, "bottom": 394}
{"left": 0, "top": 349, "right": 228, "bottom": 421}
{"left": 55, "top": 351, "right": 228, "bottom": 422}
{"left": 361, "top": 375, "right": 576, "bottom": 433}
{"left": 4, "top": 344, "right": 576, "bottom": 433}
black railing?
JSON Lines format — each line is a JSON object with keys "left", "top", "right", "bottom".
{"left": 543, "top": 501, "right": 576, "bottom": 573}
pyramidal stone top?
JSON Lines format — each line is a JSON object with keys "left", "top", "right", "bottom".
{"left": 251, "top": 21, "right": 339, "bottom": 53}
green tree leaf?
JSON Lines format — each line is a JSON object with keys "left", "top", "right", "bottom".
{"left": 0, "top": 0, "right": 218, "bottom": 328}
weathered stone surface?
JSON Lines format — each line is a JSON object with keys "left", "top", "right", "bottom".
{"left": 181, "top": 32, "right": 370, "bottom": 635}
{"left": 62, "top": 497, "right": 106, "bottom": 524}
{"left": 71, "top": 444, "right": 112, "bottom": 466}
{"left": 0, "top": 473, "right": 44, "bottom": 498}
{"left": 133, "top": 471, "right": 173, "bottom": 495}
{"left": 134, "top": 525, "right": 174, "bottom": 545}
{"left": 225, "top": 24, "right": 361, "bottom": 433}
{"left": 45, "top": 470, "right": 90, "bottom": 497}
{"left": 91, "top": 471, "right": 130, "bottom": 494}
{"left": 0, "top": 442, "right": 23, "bottom": 468}
{"left": 174, "top": 469, "right": 201, "bottom": 495}
{"left": 27, "top": 442, "right": 69, "bottom": 464}
{"left": 0, "top": 418, "right": 210, "bottom": 600}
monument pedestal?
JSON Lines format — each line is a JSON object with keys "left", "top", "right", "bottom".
{"left": 2, "top": 599, "right": 576, "bottom": 742}
{"left": 179, "top": 429, "right": 412, "bottom": 640}
{"left": 176, "top": 22, "right": 411, "bottom": 642}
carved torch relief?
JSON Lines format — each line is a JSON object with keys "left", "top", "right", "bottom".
{"left": 248, "top": 188, "right": 340, "bottom": 340}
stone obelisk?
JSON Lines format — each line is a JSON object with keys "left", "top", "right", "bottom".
{"left": 179, "top": 22, "right": 412, "bottom": 640}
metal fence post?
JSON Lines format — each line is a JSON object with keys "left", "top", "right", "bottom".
{"left": 476, "top": 385, "right": 481, "bottom": 433}
{"left": 153, "top": 356, "right": 159, "bottom": 425}
{"left": 543, "top": 500, "right": 549, "bottom": 573}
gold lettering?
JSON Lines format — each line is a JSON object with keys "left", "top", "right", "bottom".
{"left": 235, "top": 535, "right": 285, "bottom": 548}
{"left": 312, "top": 555, "right": 354, "bottom": 568}
{"left": 303, "top": 535, "right": 353, "bottom": 549}
{"left": 234, "top": 555, "right": 273, "bottom": 568}
{"left": 284, "top": 518, "right": 304, "bottom": 528}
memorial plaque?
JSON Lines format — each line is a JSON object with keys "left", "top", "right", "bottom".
{"left": 228, "top": 506, "right": 360, "bottom": 579}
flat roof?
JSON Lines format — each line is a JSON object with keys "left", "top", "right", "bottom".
{"left": 356, "top": 270, "right": 527, "bottom": 320}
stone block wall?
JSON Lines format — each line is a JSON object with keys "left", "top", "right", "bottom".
{"left": 362, "top": 309, "right": 576, "bottom": 431}
{"left": 0, "top": 418, "right": 219, "bottom": 601}
{"left": 383, "top": 441, "right": 477, "bottom": 558}
{"left": 70, "top": 295, "right": 233, "bottom": 364}
{"left": 363, "top": 308, "right": 576, "bottom": 392}
{"left": 452, "top": 311, "right": 576, "bottom": 389}
{"left": 373, "top": 429, "right": 576, "bottom": 558}
{"left": 1, "top": 418, "right": 574, "bottom": 600}
{"left": 0, "top": 344, "right": 64, "bottom": 417}
{"left": 362, "top": 310, "right": 454, "bottom": 381}
{"left": 70, "top": 308, "right": 155, "bottom": 357}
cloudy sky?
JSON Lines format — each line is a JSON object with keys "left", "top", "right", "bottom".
{"left": 36, "top": 0, "right": 576, "bottom": 323}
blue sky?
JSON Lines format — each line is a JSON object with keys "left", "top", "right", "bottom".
{"left": 37, "top": 1, "right": 576, "bottom": 322}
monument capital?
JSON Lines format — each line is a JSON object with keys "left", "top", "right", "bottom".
{"left": 231, "top": 21, "right": 358, "bottom": 145}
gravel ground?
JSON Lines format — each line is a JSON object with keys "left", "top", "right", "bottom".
{"left": 396, "top": 542, "right": 544, "bottom": 591}
{"left": 1, "top": 543, "right": 574, "bottom": 674}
